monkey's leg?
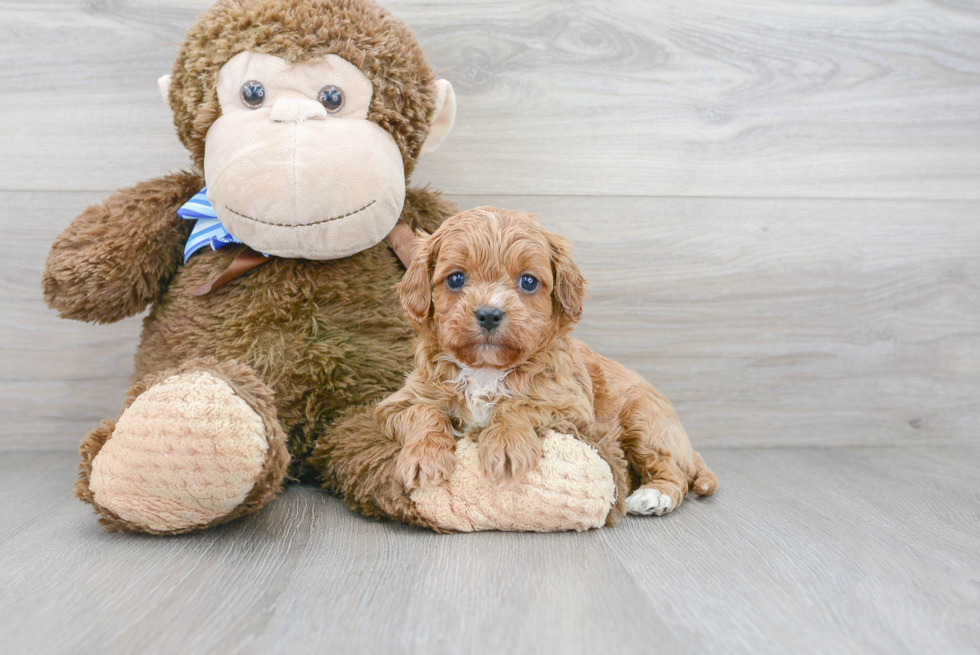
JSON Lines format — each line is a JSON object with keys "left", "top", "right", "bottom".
{"left": 311, "top": 408, "right": 628, "bottom": 532}
{"left": 309, "top": 404, "right": 430, "bottom": 528}
{"left": 77, "top": 358, "right": 290, "bottom": 534}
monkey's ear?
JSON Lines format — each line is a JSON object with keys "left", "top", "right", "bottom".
{"left": 157, "top": 74, "right": 172, "bottom": 105}
{"left": 419, "top": 79, "right": 456, "bottom": 158}
{"left": 549, "top": 232, "right": 586, "bottom": 324}
{"left": 398, "top": 233, "right": 436, "bottom": 328}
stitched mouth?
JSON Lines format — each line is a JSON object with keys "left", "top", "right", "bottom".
{"left": 224, "top": 200, "right": 376, "bottom": 228}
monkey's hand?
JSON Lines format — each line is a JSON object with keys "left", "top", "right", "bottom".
{"left": 42, "top": 171, "right": 202, "bottom": 324}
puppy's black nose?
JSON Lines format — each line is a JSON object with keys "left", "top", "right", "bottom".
{"left": 475, "top": 306, "right": 504, "bottom": 332}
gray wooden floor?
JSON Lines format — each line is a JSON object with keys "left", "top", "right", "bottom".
{"left": 2, "top": 448, "right": 978, "bottom": 654}
{"left": 2, "top": 1, "right": 979, "bottom": 654}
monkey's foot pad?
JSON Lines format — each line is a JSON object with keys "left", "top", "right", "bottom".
{"left": 89, "top": 371, "right": 271, "bottom": 532}
{"left": 411, "top": 431, "right": 615, "bottom": 532}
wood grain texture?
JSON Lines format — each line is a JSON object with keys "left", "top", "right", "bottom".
{"left": 1, "top": 191, "right": 141, "bottom": 448}
{"left": 0, "top": 448, "right": 977, "bottom": 654}
{"left": 5, "top": 191, "right": 977, "bottom": 449}
{"left": 0, "top": 1, "right": 978, "bottom": 198}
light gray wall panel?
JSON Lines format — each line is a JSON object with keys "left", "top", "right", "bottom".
{"left": 1, "top": 1, "right": 978, "bottom": 198}
{"left": 5, "top": 192, "right": 976, "bottom": 449}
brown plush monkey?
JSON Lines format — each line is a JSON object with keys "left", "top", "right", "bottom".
{"left": 42, "top": 0, "right": 629, "bottom": 534}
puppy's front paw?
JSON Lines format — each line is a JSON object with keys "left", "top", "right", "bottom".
{"left": 478, "top": 425, "right": 542, "bottom": 483}
{"left": 397, "top": 435, "right": 457, "bottom": 491}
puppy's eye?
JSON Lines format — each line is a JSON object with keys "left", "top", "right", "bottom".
{"left": 519, "top": 274, "right": 539, "bottom": 293}
{"left": 446, "top": 272, "right": 466, "bottom": 291}
{"left": 318, "top": 85, "right": 345, "bottom": 113}
{"left": 241, "top": 80, "right": 266, "bottom": 108}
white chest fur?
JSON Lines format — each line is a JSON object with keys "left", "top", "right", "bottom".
{"left": 451, "top": 366, "right": 511, "bottom": 431}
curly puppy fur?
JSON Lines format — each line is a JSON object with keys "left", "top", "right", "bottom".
{"left": 377, "top": 208, "right": 717, "bottom": 514}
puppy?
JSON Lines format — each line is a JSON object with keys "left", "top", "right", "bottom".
{"left": 376, "top": 207, "right": 717, "bottom": 516}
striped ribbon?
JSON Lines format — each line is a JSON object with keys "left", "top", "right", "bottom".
{"left": 178, "top": 187, "right": 243, "bottom": 263}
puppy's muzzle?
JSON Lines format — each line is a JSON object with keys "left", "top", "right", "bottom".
{"left": 475, "top": 306, "right": 504, "bottom": 332}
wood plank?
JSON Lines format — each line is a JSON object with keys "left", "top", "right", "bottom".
{"left": 0, "top": 452, "right": 679, "bottom": 655}
{"left": 0, "top": 448, "right": 976, "bottom": 654}
{"left": 520, "top": 194, "right": 980, "bottom": 448}
{"left": 600, "top": 446, "right": 980, "bottom": 654}
{"left": 1, "top": 190, "right": 139, "bottom": 448}
{"left": 5, "top": 191, "right": 977, "bottom": 449}
{"left": 0, "top": 1, "right": 978, "bottom": 198}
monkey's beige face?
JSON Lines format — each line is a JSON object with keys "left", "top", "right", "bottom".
{"left": 197, "top": 51, "right": 443, "bottom": 260}
{"left": 426, "top": 212, "right": 567, "bottom": 370}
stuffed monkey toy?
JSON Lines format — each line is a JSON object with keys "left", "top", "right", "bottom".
{"left": 42, "top": 0, "right": 629, "bottom": 534}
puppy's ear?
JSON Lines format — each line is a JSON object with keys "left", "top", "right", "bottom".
{"left": 549, "top": 232, "right": 586, "bottom": 323}
{"left": 398, "top": 232, "right": 436, "bottom": 327}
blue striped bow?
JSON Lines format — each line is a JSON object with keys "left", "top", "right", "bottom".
{"left": 178, "top": 188, "right": 243, "bottom": 263}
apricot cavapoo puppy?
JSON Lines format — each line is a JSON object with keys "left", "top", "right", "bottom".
{"left": 376, "top": 207, "right": 717, "bottom": 516}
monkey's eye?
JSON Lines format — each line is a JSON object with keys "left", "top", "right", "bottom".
{"left": 519, "top": 274, "right": 539, "bottom": 293}
{"left": 240, "top": 80, "right": 266, "bottom": 108}
{"left": 318, "top": 85, "right": 345, "bottom": 113}
{"left": 446, "top": 272, "right": 466, "bottom": 291}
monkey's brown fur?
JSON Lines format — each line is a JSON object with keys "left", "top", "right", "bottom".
{"left": 42, "top": 0, "right": 441, "bottom": 532}
{"left": 170, "top": 0, "right": 438, "bottom": 176}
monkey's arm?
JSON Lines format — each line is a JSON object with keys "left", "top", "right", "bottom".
{"left": 42, "top": 171, "right": 203, "bottom": 324}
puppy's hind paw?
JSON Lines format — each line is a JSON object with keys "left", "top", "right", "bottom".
{"left": 626, "top": 488, "right": 675, "bottom": 516}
